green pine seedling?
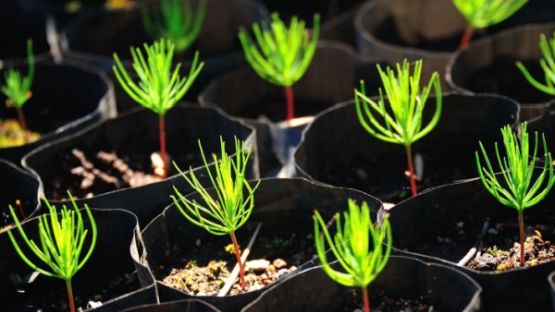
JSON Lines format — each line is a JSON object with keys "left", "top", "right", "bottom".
{"left": 516, "top": 32, "right": 555, "bottom": 96}
{"left": 354, "top": 59, "right": 442, "bottom": 197}
{"left": 239, "top": 12, "right": 320, "bottom": 122}
{"left": 113, "top": 39, "right": 204, "bottom": 179}
{"left": 476, "top": 122, "right": 555, "bottom": 266}
{"left": 452, "top": 0, "right": 528, "bottom": 48}
{"left": 313, "top": 199, "right": 392, "bottom": 312}
{"left": 171, "top": 136, "right": 260, "bottom": 290}
{"left": 7, "top": 194, "right": 97, "bottom": 312}
{"left": 142, "top": 0, "right": 206, "bottom": 53}
{"left": 1, "top": 39, "right": 34, "bottom": 131}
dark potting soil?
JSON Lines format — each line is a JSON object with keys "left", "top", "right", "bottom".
{"left": 46, "top": 147, "right": 202, "bottom": 200}
{"left": 155, "top": 223, "right": 315, "bottom": 297}
{"left": 341, "top": 288, "right": 436, "bottom": 312}
{"left": 458, "top": 58, "right": 553, "bottom": 104}
{"left": 467, "top": 233, "right": 555, "bottom": 272}
{"left": 233, "top": 97, "right": 332, "bottom": 123}
{"left": 4, "top": 271, "right": 140, "bottom": 312}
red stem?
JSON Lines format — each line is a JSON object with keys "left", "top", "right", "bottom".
{"left": 230, "top": 232, "right": 246, "bottom": 290}
{"left": 284, "top": 86, "right": 295, "bottom": 122}
{"left": 66, "top": 279, "right": 76, "bottom": 312}
{"left": 518, "top": 210, "right": 525, "bottom": 266}
{"left": 362, "top": 286, "right": 370, "bottom": 312}
{"left": 459, "top": 25, "right": 474, "bottom": 49}
{"left": 16, "top": 107, "right": 27, "bottom": 132}
{"left": 405, "top": 145, "right": 418, "bottom": 197}
{"left": 158, "top": 114, "right": 167, "bottom": 179}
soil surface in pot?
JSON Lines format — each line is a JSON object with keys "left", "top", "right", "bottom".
{"left": 0, "top": 119, "right": 40, "bottom": 148}
{"left": 457, "top": 58, "right": 553, "bottom": 104}
{"left": 46, "top": 147, "right": 202, "bottom": 200}
{"left": 232, "top": 97, "right": 331, "bottom": 123}
{"left": 341, "top": 288, "right": 435, "bottom": 312}
{"left": 156, "top": 223, "right": 314, "bottom": 297}
{"left": 5, "top": 270, "right": 140, "bottom": 311}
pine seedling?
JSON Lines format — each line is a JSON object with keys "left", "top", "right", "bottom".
{"left": 452, "top": 0, "right": 528, "bottom": 48}
{"left": 313, "top": 199, "right": 392, "bottom": 312}
{"left": 516, "top": 32, "right": 555, "bottom": 96}
{"left": 7, "top": 194, "right": 97, "bottom": 312}
{"left": 113, "top": 39, "right": 204, "bottom": 178}
{"left": 354, "top": 59, "right": 442, "bottom": 197}
{"left": 171, "top": 137, "right": 260, "bottom": 290}
{"left": 142, "top": 0, "right": 206, "bottom": 54}
{"left": 239, "top": 13, "right": 320, "bottom": 122}
{"left": 476, "top": 122, "right": 555, "bottom": 266}
{"left": 1, "top": 39, "right": 34, "bottom": 131}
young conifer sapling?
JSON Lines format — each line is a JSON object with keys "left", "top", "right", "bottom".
{"left": 7, "top": 194, "right": 97, "bottom": 312}
{"left": 171, "top": 137, "right": 260, "bottom": 290}
{"left": 313, "top": 199, "right": 392, "bottom": 312}
{"left": 476, "top": 122, "right": 555, "bottom": 266}
{"left": 113, "top": 39, "right": 204, "bottom": 178}
{"left": 354, "top": 59, "right": 442, "bottom": 197}
{"left": 239, "top": 13, "right": 320, "bottom": 122}
{"left": 452, "top": 0, "right": 528, "bottom": 48}
{"left": 516, "top": 32, "right": 555, "bottom": 96}
{"left": 1, "top": 39, "right": 34, "bottom": 131}
{"left": 142, "top": 0, "right": 206, "bottom": 54}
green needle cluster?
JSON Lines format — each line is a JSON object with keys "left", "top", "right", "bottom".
{"left": 517, "top": 32, "right": 555, "bottom": 96}
{"left": 452, "top": 0, "right": 528, "bottom": 29}
{"left": 142, "top": 0, "right": 206, "bottom": 53}
{"left": 1, "top": 39, "right": 34, "bottom": 108}
{"left": 238, "top": 12, "right": 320, "bottom": 87}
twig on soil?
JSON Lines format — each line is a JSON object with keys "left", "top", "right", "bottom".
{"left": 457, "top": 218, "right": 490, "bottom": 266}
{"left": 218, "top": 222, "right": 263, "bottom": 297}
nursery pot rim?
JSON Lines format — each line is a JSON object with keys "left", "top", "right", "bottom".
{"left": 119, "top": 298, "right": 221, "bottom": 312}
{"left": 0, "top": 158, "right": 41, "bottom": 225}
{"left": 0, "top": 58, "right": 114, "bottom": 154}
{"left": 549, "top": 270, "right": 555, "bottom": 289}
{"left": 353, "top": 0, "right": 455, "bottom": 58}
{"left": 21, "top": 104, "right": 256, "bottom": 204}
{"left": 241, "top": 254, "right": 483, "bottom": 312}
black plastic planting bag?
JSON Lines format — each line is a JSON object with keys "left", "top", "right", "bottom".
{"left": 120, "top": 299, "right": 221, "bottom": 312}
{"left": 0, "top": 208, "right": 158, "bottom": 311}
{"left": 447, "top": 23, "right": 555, "bottom": 121}
{"left": 0, "top": 59, "right": 115, "bottom": 163}
{"left": 199, "top": 41, "right": 386, "bottom": 176}
{"left": 258, "top": 0, "right": 364, "bottom": 22}
{"left": 294, "top": 94, "right": 519, "bottom": 202}
{"left": 388, "top": 175, "right": 555, "bottom": 311}
{"left": 0, "top": 2, "right": 52, "bottom": 61}
{"left": 22, "top": 105, "right": 257, "bottom": 226}
{"left": 550, "top": 271, "right": 555, "bottom": 311}
{"left": 60, "top": 0, "right": 268, "bottom": 112}
{"left": 0, "top": 159, "right": 40, "bottom": 227}
{"left": 141, "top": 178, "right": 384, "bottom": 312}
{"left": 242, "top": 256, "right": 481, "bottom": 312}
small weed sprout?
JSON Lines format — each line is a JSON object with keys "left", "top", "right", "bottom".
{"left": 476, "top": 122, "right": 555, "bottom": 266}
{"left": 113, "top": 39, "right": 204, "bottom": 178}
{"left": 7, "top": 194, "right": 97, "bottom": 312}
{"left": 516, "top": 32, "right": 555, "bottom": 96}
{"left": 239, "top": 13, "right": 320, "bottom": 122}
{"left": 452, "top": 0, "right": 528, "bottom": 48}
{"left": 1, "top": 39, "right": 34, "bottom": 131}
{"left": 171, "top": 137, "right": 260, "bottom": 290}
{"left": 354, "top": 59, "right": 442, "bottom": 197}
{"left": 313, "top": 200, "right": 392, "bottom": 312}
{"left": 142, "top": 0, "right": 206, "bottom": 54}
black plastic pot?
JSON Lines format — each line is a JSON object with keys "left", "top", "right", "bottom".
{"left": 60, "top": 0, "right": 268, "bottom": 112}
{"left": 0, "top": 59, "right": 115, "bottom": 164}
{"left": 294, "top": 94, "right": 519, "bottom": 203}
{"left": 0, "top": 159, "right": 40, "bottom": 227}
{"left": 529, "top": 101, "right": 555, "bottom": 153}
{"left": 550, "top": 271, "right": 555, "bottom": 311}
{"left": 0, "top": 208, "right": 158, "bottom": 311}
{"left": 141, "top": 177, "right": 384, "bottom": 312}
{"left": 0, "top": 2, "right": 52, "bottom": 62}
{"left": 388, "top": 175, "right": 555, "bottom": 311}
{"left": 259, "top": 0, "right": 363, "bottom": 22}
{"left": 199, "top": 41, "right": 386, "bottom": 176}
{"left": 120, "top": 299, "right": 221, "bottom": 312}
{"left": 22, "top": 104, "right": 257, "bottom": 226}
{"left": 242, "top": 256, "right": 481, "bottom": 312}
{"left": 447, "top": 23, "right": 555, "bottom": 121}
